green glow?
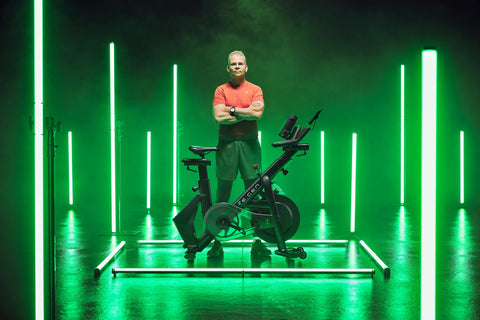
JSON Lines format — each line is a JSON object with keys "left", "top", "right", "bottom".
{"left": 68, "top": 210, "right": 76, "bottom": 239}
{"left": 137, "top": 239, "right": 348, "bottom": 246}
{"left": 460, "top": 131, "right": 464, "bottom": 205}
{"left": 173, "top": 64, "right": 178, "bottom": 204}
{"left": 347, "top": 240, "right": 357, "bottom": 268}
{"left": 401, "top": 65, "right": 405, "bottom": 204}
{"left": 113, "top": 267, "right": 375, "bottom": 275}
{"left": 146, "top": 214, "right": 153, "bottom": 240}
{"left": 320, "top": 131, "right": 325, "bottom": 204}
{"left": 421, "top": 48, "right": 437, "bottom": 320}
{"left": 399, "top": 206, "right": 406, "bottom": 242}
{"left": 147, "top": 131, "right": 151, "bottom": 209}
{"left": 68, "top": 131, "right": 73, "bottom": 205}
{"left": 258, "top": 130, "right": 262, "bottom": 146}
{"left": 451, "top": 209, "right": 474, "bottom": 318}
{"left": 34, "top": 0, "right": 44, "bottom": 317}
{"left": 319, "top": 209, "right": 326, "bottom": 239}
{"left": 457, "top": 209, "right": 466, "bottom": 249}
{"left": 350, "top": 133, "right": 357, "bottom": 233}
{"left": 110, "top": 42, "right": 116, "bottom": 233}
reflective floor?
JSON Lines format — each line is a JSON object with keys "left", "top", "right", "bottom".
{"left": 55, "top": 202, "right": 480, "bottom": 319}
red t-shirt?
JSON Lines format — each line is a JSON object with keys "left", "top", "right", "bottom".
{"left": 213, "top": 81, "right": 264, "bottom": 138}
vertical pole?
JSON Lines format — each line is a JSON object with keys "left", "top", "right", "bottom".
{"left": 350, "top": 133, "right": 357, "bottom": 233}
{"left": 173, "top": 64, "right": 178, "bottom": 205}
{"left": 34, "top": 0, "right": 45, "bottom": 317}
{"left": 421, "top": 48, "right": 437, "bottom": 320}
{"left": 400, "top": 65, "right": 405, "bottom": 205}
{"left": 460, "top": 131, "right": 464, "bottom": 205}
{"left": 320, "top": 130, "right": 325, "bottom": 204}
{"left": 110, "top": 42, "right": 116, "bottom": 233}
{"left": 147, "top": 131, "right": 151, "bottom": 211}
{"left": 68, "top": 131, "right": 73, "bottom": 206}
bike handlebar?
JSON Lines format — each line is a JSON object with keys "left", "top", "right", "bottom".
{"left": 272, "top": 109, "right": 322, "bottom": 148}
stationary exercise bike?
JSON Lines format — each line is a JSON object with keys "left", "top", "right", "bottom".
{"left": 173, "top": 109, "right": 322, "bottom": 261}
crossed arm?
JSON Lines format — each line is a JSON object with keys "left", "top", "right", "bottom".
{"left": 213, "top": 100, "right": 264, "bottom": 124}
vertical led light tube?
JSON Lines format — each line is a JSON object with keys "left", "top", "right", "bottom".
{"left": 401, "top": 65, "right": 405, "bottom": 205}
{"left": 147, "top": 131, "right": 151, "bottom": 210}
{"left": 350, "top": 133, "right": 357, "bottom": 233}
{"left": 34, "top": 0, "right": 44, "bottom": 318}
{"left": 173, "top": 64, "right": 178, "bottom": 204}
{"left": 110, "top": 42, "right": 116, "bottom": 233}
{"left": 421, "top": 48, "right": 437, "bottom": 320}
{"left": 68, "top": 131, "right": 73, "bottom": 205}
{"left": 460, "top": 131, "right": 464, "bottom": 205}
{"left": 320, "top": 131, "right": 325, "bottom": 204}
{"left": 258, "top": 130, "right": 262, "bottom": 146}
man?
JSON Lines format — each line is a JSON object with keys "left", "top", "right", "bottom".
{"left": 209, "top": 50, "right": 270, "bottom": 258}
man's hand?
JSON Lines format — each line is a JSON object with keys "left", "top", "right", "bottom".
{"left": 213, "top": 101, "right": 264, "bottom": 124}
{"left": 234, "top": 101, "right": 264, "bottom": 120}
{"left": 213, "top": 104, "right": 242, "bottom": 124}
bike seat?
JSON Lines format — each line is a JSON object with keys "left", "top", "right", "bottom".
{"left": 189, "top": 146, "right": 218, "bottom": 156}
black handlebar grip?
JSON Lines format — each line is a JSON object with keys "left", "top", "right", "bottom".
{"left": 279, "top": 115, "right": 298, "bottom": 139}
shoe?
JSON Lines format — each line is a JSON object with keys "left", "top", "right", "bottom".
{"left": 251, "top": 239, "right": 271, "bottom": 257}
{"left": 207, "top": 240, "right": 224, "bottom": 258}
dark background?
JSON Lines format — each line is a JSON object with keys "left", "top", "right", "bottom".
{"left": 1, "top": 0, "right": 479, "bottom": 318}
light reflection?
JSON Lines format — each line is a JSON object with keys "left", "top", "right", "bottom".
{"left": 450, "top": 208, "right": 473, "bottom": 318}
{"left": 388, "top": 206, "right": 417, "bottom": 319}
{"left": 347, "top": 241, "right": 358, "bottom": 268}
{"left": 146, "top": 214, "right": 153, "bottom": 240}
{"left": 68, "top": 209, "right": 76, "bottom": 240}
{"left": 340, "top": 279, "right": 373, "bottom": 319}
{"left": 62, "top": 210, "right": 81, "bottom": 319}
{"left": 399, "top": 206, "right": 406, "bottom": 242}
{"left": 111, "top": 235, "right": 118, "bottom": 250}
{"left": 396, "top": 207, "right": 408, "bottom": 276}
{"left": 319, "top": 209, "right": 327, "bottom": 240}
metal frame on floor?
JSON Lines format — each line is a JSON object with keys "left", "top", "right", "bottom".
{"left": 107, "top": 238, "right": 389, "bottom": 278}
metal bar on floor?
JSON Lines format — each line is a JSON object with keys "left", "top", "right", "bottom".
{"left": 94, "top": 241, "right": 126, "bottom": 278}
{"left": 137, "top": 239, "right": 349, "bottom": 246}
{"left": 359, "top": 240, "right": 390, "bottom": 278}
{"left": 112, "top": 267, "right": 375, "bottom": 277}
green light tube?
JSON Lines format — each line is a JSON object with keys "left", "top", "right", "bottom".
{"left": 421, "top": 48, "right": 437, "bottom": 320}
{"left": 93, "top": 241, "right": 126, "bottom": 278}
{"left": 68, "top": 131, "right": 73, "bottom": 205}
{"left": 137, "top": 239, "right": 349, "bottom": 246}
{"left": 359, "top": 240, "right": 391, "bottom": 278}
{"left": 350, "top": 133, "right": 357, "bottom": 233}
{"left": 147, "top": 131, "right": 151, "bottom": 210}
{"left": 112, "top": 267, "right": 375, "bottom": 277}
{"left": 258, "top": 130, "right": 262, "bottom": 146}
{"left": 460, "top": 131, "right": 464, "bottom": 205}
{"left": 320, "top": 130, "right": 325, "bottom": 204}
{"left": 34, "top": 0, "right": 44, "bottom": 317}
{"left": 173, "top": 64, "right": 178, "bottom": 204}
{"left": 110, "top": 42, "right": 116, "bottom": 233}
{"left": 401, "top": 65, "right": 405, "bottom": 204}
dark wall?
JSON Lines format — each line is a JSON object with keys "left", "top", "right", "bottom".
{"left": 1, "top": 0, "right": 479, "bottom": 318}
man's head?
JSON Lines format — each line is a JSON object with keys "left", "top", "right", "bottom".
{"left": 227, "top": 50, "right": 248, "bottom": 80}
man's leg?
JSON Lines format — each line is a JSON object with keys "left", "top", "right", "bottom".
{"left": 209, "top": 140, "right": 238, "bottom": 258}
{"left": 207, "top": 179, "right": 234, "bottom": 258}
{"left": 216, "top": 179, "right": 234, "bottom": 203}
{"left": 238, "top": 141, "right": 271, "bottom": 258}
